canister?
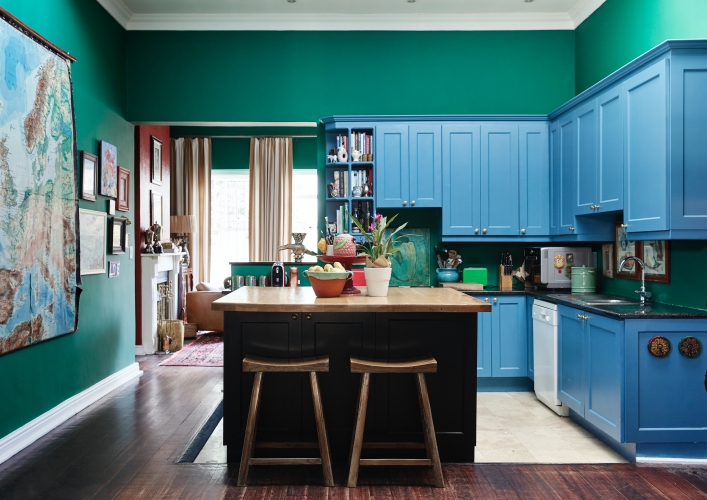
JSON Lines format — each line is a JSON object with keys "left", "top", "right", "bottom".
{"left": 571, "top": 266, "right": 596, "bottom": 293}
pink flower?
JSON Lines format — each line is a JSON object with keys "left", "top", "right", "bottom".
{"left": 368, "top": 223, "right": 376, "bottom": 231}
{"left": 374, "top": 213, "right": 382, "bottom": 222}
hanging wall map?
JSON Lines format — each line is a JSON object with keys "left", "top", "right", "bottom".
{"left": 0, "top": 15, "right": 79, "bottom": 355}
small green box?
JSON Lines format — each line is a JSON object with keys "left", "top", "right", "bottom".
{"left": 463, "top": 268, "right": 488, "bottom": 286}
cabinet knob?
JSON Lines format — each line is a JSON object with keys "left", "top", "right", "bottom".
{"left": 291, "top": 314, "right": 298, "bottom": 320}
{"left": 569, "top": 227, "right": 575, "bottom": 232}
{"left": 590, "top": 205, "right": 596, "bottom": 210}
{"left": 621, "top": 223, "right": 628, "bottom": 228}
{"left": 521, "top": 228, "right": 526, "bottom": 234}
{"left": 475, "top": 228, "right": 479, "bottom": 234}
{"left": 577, "top": 314, "right": 582, "bottom": 320}
{"left": 403, "top": 200, "right": 408, "bottom": 206}
{"left": 411, "top": 200, "right": 416, "bottom": 206}
{"left": 482, "top": 228, "right": 487, "bottom": 234}
{"left": 484, "top": 298, "right": 489, "bottom": 302}
{"left": 594, "top": 204, "right": 601, "bottom": 210}
{"left": 305, "top": 314, "right": 312, "bottom": 320}
{"left": 493, "top": 298, "right": 498, "bottom": 303}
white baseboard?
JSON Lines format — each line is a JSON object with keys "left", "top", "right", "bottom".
{"left": 0, "top": 362, "right": 142, "bottom": 466}
{"left": 638, "top": 456, "right": 707, "bottom": 465}
{"left": 135, "top": 345, "right": 145, "bottom": 356}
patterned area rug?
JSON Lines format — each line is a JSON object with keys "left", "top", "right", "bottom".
{"left": 159, "top": 334, "right": 223, "bottom": 367}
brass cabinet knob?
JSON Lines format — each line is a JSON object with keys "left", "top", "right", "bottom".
{"left": 521, "top": 228, "right": 526, "bottom": 234}
{"left": 411, "top": 200, "right": 416, "bottom": 206}
{"left": 291, "top": 314, "right": 298, "bottom": 320}
{"left": 305, "top": 314, "right": 312, "bottom": 320}
{"left": 483, "top": 228, "right": 487, "bottom": 234}
{"left": 403, "top": 200, "right": 408, "bottom": 206}
{"left": 475, "top": 228, "right": 479, "bottom": 234}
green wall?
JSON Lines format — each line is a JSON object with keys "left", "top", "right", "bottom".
{"left": 0, "top": 0, "right": 135, "bottom": 438}
{"left": 575, "top": 0, "right": 707, "bottom": 93}
{"left": 127, "top": 31, "right": 576, "bottom": 122}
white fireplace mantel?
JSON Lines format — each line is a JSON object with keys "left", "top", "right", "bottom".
{"left": 140, "top": 252, "right": 185, "bottom": 354}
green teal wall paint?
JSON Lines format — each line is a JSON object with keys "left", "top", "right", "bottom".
{"left": 575, "top": 0, "right": 707, "bottom": 93}
{"left": 0, "top": 1, "right": 134, "bottom": 438}
{"left": 211, "top": 138, "right": 248, "bottom": 170}
{"left": 127, "top": 31, "right": 575, "bottom": 122}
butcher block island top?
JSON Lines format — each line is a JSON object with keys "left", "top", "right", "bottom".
{"left": 212, "top": 286, "right": 491, "bottom": 313}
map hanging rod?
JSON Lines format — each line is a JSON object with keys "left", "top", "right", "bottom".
{"left": 0, "top": 7, "right": 76, "bottom": 63}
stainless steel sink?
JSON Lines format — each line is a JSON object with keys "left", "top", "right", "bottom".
{"left": 581, "top": 298, "right": 637, "bottom": 305}
{"left": 548, "top": 294, "right": 639, "bottom": 306}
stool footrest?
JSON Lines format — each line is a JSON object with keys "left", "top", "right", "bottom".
{"left": 359, "top": 459, "right": 432, "bottom": 467}
{"left": 256, "top": 442, "right": 319, "bottom": 449}
{"left": 249, "top": 458, "right": 323, "bottom": 466}
{"left": 362, "top": 442, "right": 426, "bottom": 449}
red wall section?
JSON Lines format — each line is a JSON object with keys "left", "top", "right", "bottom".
{"left": 134, "top": 125, "right": 170, "bottom": 346}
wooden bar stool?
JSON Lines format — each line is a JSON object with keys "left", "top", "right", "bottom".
{"left": 347, "top": 356, "right": 444, "bottom": 488}
{"left": 238, "top": 355, "right": 334, "bottom": 487}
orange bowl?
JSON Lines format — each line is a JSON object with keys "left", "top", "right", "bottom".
{"left": 303, "top": 270, "right": 353, "bottom": 298}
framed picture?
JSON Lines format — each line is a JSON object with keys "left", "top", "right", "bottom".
{"left": 615, "top": 222, "right": 641, "bottom": 280}
{"left": 107, "top": 199, "right": 115, "bottom": 215}
{"left": 117, "top": 167, "right": 130, "bottom": 212}
{"left": 99, "top": 140, "right": 118, "bottom": 198}
{"left": 80, "top": 151, "right": 98, "bottom": 201}
{"left": 150, "top": 191, "right": 163, "bottom": 227}
{"left": 602, "top": 243, "right": 615, "bottom": 279}
{"left": 643, "top": 240, "right": 670, "bottom": 283}
{"left": 78, "top": 209, "right": 107, "bottom": 275}
{"left": 108, "top": 261, "right": 120, "bottom": 278}
{"left": 109, "top": 217, "right": 127, "bottom": 254}
{"left": 151, "top": 136, "right": 162, "bottom": 185}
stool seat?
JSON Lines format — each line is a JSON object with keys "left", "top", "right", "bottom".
{"left": 243, "top": 355, "right": 329, "bottom": 373}
{"left": 350, "top": 356, "right": 437, "bottom": 374}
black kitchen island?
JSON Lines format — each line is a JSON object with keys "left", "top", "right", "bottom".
{"left": 213, "top": 287, "right": 491, "bottom": 463}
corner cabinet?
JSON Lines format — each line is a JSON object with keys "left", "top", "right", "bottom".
{"left": 375, "top": 124, "right": 442, "bottom": 209}
{"left": 472, "top": 296, "right": 527, "bottom": 379}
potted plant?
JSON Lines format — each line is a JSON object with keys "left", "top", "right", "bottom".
{"left": 350, "top": 213, "right": 409, "bottom": 297}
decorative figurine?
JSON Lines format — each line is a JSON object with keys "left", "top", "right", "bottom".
{"left": 337, "top": 145, "right": 348, "bottom": 162}
{"left": 144, "top": 228, "right": 155, "bottom": 254}
{"left": 351, "top": 149, "right": 362, "bottom": 162}
{"left": 278, "top": 232, "right": 317, "bottom": 263}
{"left": 327, "top": 154, "right": 337, "bottom": 163}
{"left": 152, "top": 221, "right": 163, "bottom": 254}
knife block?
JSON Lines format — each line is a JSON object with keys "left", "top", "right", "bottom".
{"left": 499, "top": 265, "right": 514, "bottom": 291}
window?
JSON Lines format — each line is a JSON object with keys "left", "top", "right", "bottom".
{"left": 210, "top": 169, "right": 319, "bottom": 279}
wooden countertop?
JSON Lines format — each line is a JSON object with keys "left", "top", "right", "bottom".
{"left": 212, "top": 287, "right": 492, "bottom": 313}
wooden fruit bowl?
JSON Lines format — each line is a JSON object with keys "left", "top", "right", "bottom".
{"left": 303, "top": 270, "right": 354, "bottom": 298}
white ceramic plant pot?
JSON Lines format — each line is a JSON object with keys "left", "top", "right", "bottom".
{"left": 364, "top": 267, "right": 392, "bottom": 297}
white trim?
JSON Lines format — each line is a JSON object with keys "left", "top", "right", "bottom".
{"left": 637, "top": 456, "right": 707, "bottom": 465}
{"left": 0, "top": 363, "right": 142, "bottom": 466}
{"left": 135, "top": 345, "right": 145, "bottom": 356}
{"left": 126, "top": 12, "right": 575, "bottom": 31}
{"left": 95, "top": 0, "right": 132, "bottom": 29}
{"left": 131, "top": 121, "right": 318, "bottom": 128}
{"left": 568, "top": 0, "right": 606, "bottom": 28}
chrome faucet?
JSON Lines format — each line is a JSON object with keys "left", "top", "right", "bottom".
{"left": 618, "top": 256, "right": 651, "bottom": 305}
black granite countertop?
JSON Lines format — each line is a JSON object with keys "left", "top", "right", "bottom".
{"left": 462, "top": 289, "right": 707, "bottom": 319}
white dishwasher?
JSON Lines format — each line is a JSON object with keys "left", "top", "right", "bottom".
{"left": 532, "top": 300, "right": 569, "bottom": 416}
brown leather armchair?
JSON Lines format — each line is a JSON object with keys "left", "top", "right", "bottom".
{"left": 186, "top": 291, "right": 224, "bottom": 332}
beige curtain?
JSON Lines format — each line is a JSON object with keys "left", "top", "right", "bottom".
{"left": 249, "top": 137, "right": 293, "bottom": 261}
{"left": 171, "top": 138, "right": 211, "bottom": 283}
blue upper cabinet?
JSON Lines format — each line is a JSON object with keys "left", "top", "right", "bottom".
{"left": 623, "top": 58, "right": 669, "bottom": 234}
{"left": 375, "top": 125, "right": 409, "bottom": 208}
{"left": 670, "top": 54, "right": 707, "bottom": 231}
{"left": 519, "top": 123, "right": 549, "bottom": 236}
{"left": 597, "top": 86, "right": 624, "bottom": 213}
{"left": 558, "top": 115, "right": 576, "bottom": 235}
{"left": 409, "top": 124, "right": 442, "bottom": 208}
{"left": 575, "top": 100, "right": 598, "bottom": 216}
{"left": 549, "top": 121, "right": 560, "bottom": 236}
{"left": 442, "top": 124, "right": 481, "bottom": 236}
{"left": 481, "top": 124, "right": 519, "bottom": 236}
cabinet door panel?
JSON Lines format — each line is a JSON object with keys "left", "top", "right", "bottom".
{"left": 585, "top": 314, "right": 624, "bottom": 442}
{"left": 476, "top": 297, "right": 492, "bottom": 378}
{"left": 623, "top": 58, "right": 669, "bottom": 233}
{"left": 671, "top": 56, "right": 707, "bottom": 230}
{"left": 519, "top": 123, "right": 549, "bottom": 236}
{"left": 549, "top": 121, "right": 560, "bottom": 235}
{"left": 527, "top": 297, "right": 535, "bottom": 381}
{"left": 575, "top": 100, "right": 598, "bottom": 216}
{"left": 375, "top": 125, "right": 409, "bottom": 208}
{"left": 481, "top": 124, "right": 519, "bottom": 235}
{"left": 409, "top": 124, "right": 442, "bottom": 208}
{"left": 559, "top": 116, "right": 576, "bottom": 233}
{"left": 598, "top": 86, "right": 624, "bottom": 212}
{"left": 442, "top": 125, "right": 481, "bottom": 235}
{"left": 558, "top": 306, "right": 585, "bottom": 414}
{"left": 491, "top": 297, "right": 527, "bottom": 377}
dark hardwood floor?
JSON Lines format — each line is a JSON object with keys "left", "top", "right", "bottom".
{"left": 1, "top": 354, "right": 707, "bottom": 499}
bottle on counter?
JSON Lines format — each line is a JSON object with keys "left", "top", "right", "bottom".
{"left": 290, "top": 266, "right": 299, "bottom": 287}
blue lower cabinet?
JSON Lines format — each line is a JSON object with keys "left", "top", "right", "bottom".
{"left": 625, "top": 319, "right": 707, "bottom": 443}
{"left": 474, "top": 296, "right": 527, "bottom": 378}
{"left": 558, "top": 305, "right": 586, "bottom": 414}
{"left": 527, "top": 297, "right": 534, "bottom": 381}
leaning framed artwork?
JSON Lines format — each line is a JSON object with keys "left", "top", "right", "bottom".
{"left": 615, "top": 222, "right": 641, "bottom": 280}
{"left": 109, "top": 217, "right": 127, "bottom": 254}
{"left": 117, "top": 166, "right": 130, "bottom": 212}
{"left": 80, "top": 151, "right": 98, "bottom": 201}
{"left": 602, "top": 243, "right": 615, "bottom": 279}
{"left": 151, "top": 136, "right": 162, "bottom": 185}
{"left": 79, "top": 209, "right": 107, "bottom": 275}
{"left": 99, "top": 140, "right": 118, "bottom": 198}
{"left": 150, "top": 191, "right": 163, "bottom": 227}
{"left": 643, "top": 240, "right": 670, "bottom": 283}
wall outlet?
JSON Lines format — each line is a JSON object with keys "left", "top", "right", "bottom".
{"left": 129, "top": 246, "right": 134, "bottom": 259}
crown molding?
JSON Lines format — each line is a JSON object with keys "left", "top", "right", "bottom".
{"left": 96, "top": 0, "right": 131, "bottom": 29}
{"left": 126, "top": 12, "right": 574, "bottom": 31}
{"left": 568, "top": 0, "right": 606, "bottom": 28}
{"left": 132, "top": 121, "right": 318, "bottom": 127}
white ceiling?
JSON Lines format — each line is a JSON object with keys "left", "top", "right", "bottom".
{"left": 97, "top": 0, "right": 606, "bottom": 31}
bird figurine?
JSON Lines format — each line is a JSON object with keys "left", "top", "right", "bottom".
{"left": 278, "top": 243, "right": 317, "bottom": 263}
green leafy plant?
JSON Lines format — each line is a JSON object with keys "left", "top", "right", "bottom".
{"left": 349, "top": 213, "right": 409, "bottom": 263}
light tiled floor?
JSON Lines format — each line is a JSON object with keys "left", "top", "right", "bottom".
{"left": 194, "top": 391, "right": 629, "bottom": 464}
{"left": 475, "top": 391, "right": 628, "bottom": 464}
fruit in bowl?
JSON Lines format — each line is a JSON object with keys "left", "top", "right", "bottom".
{"left": 304, "top": 263, "right": 353, "bottom": 298}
